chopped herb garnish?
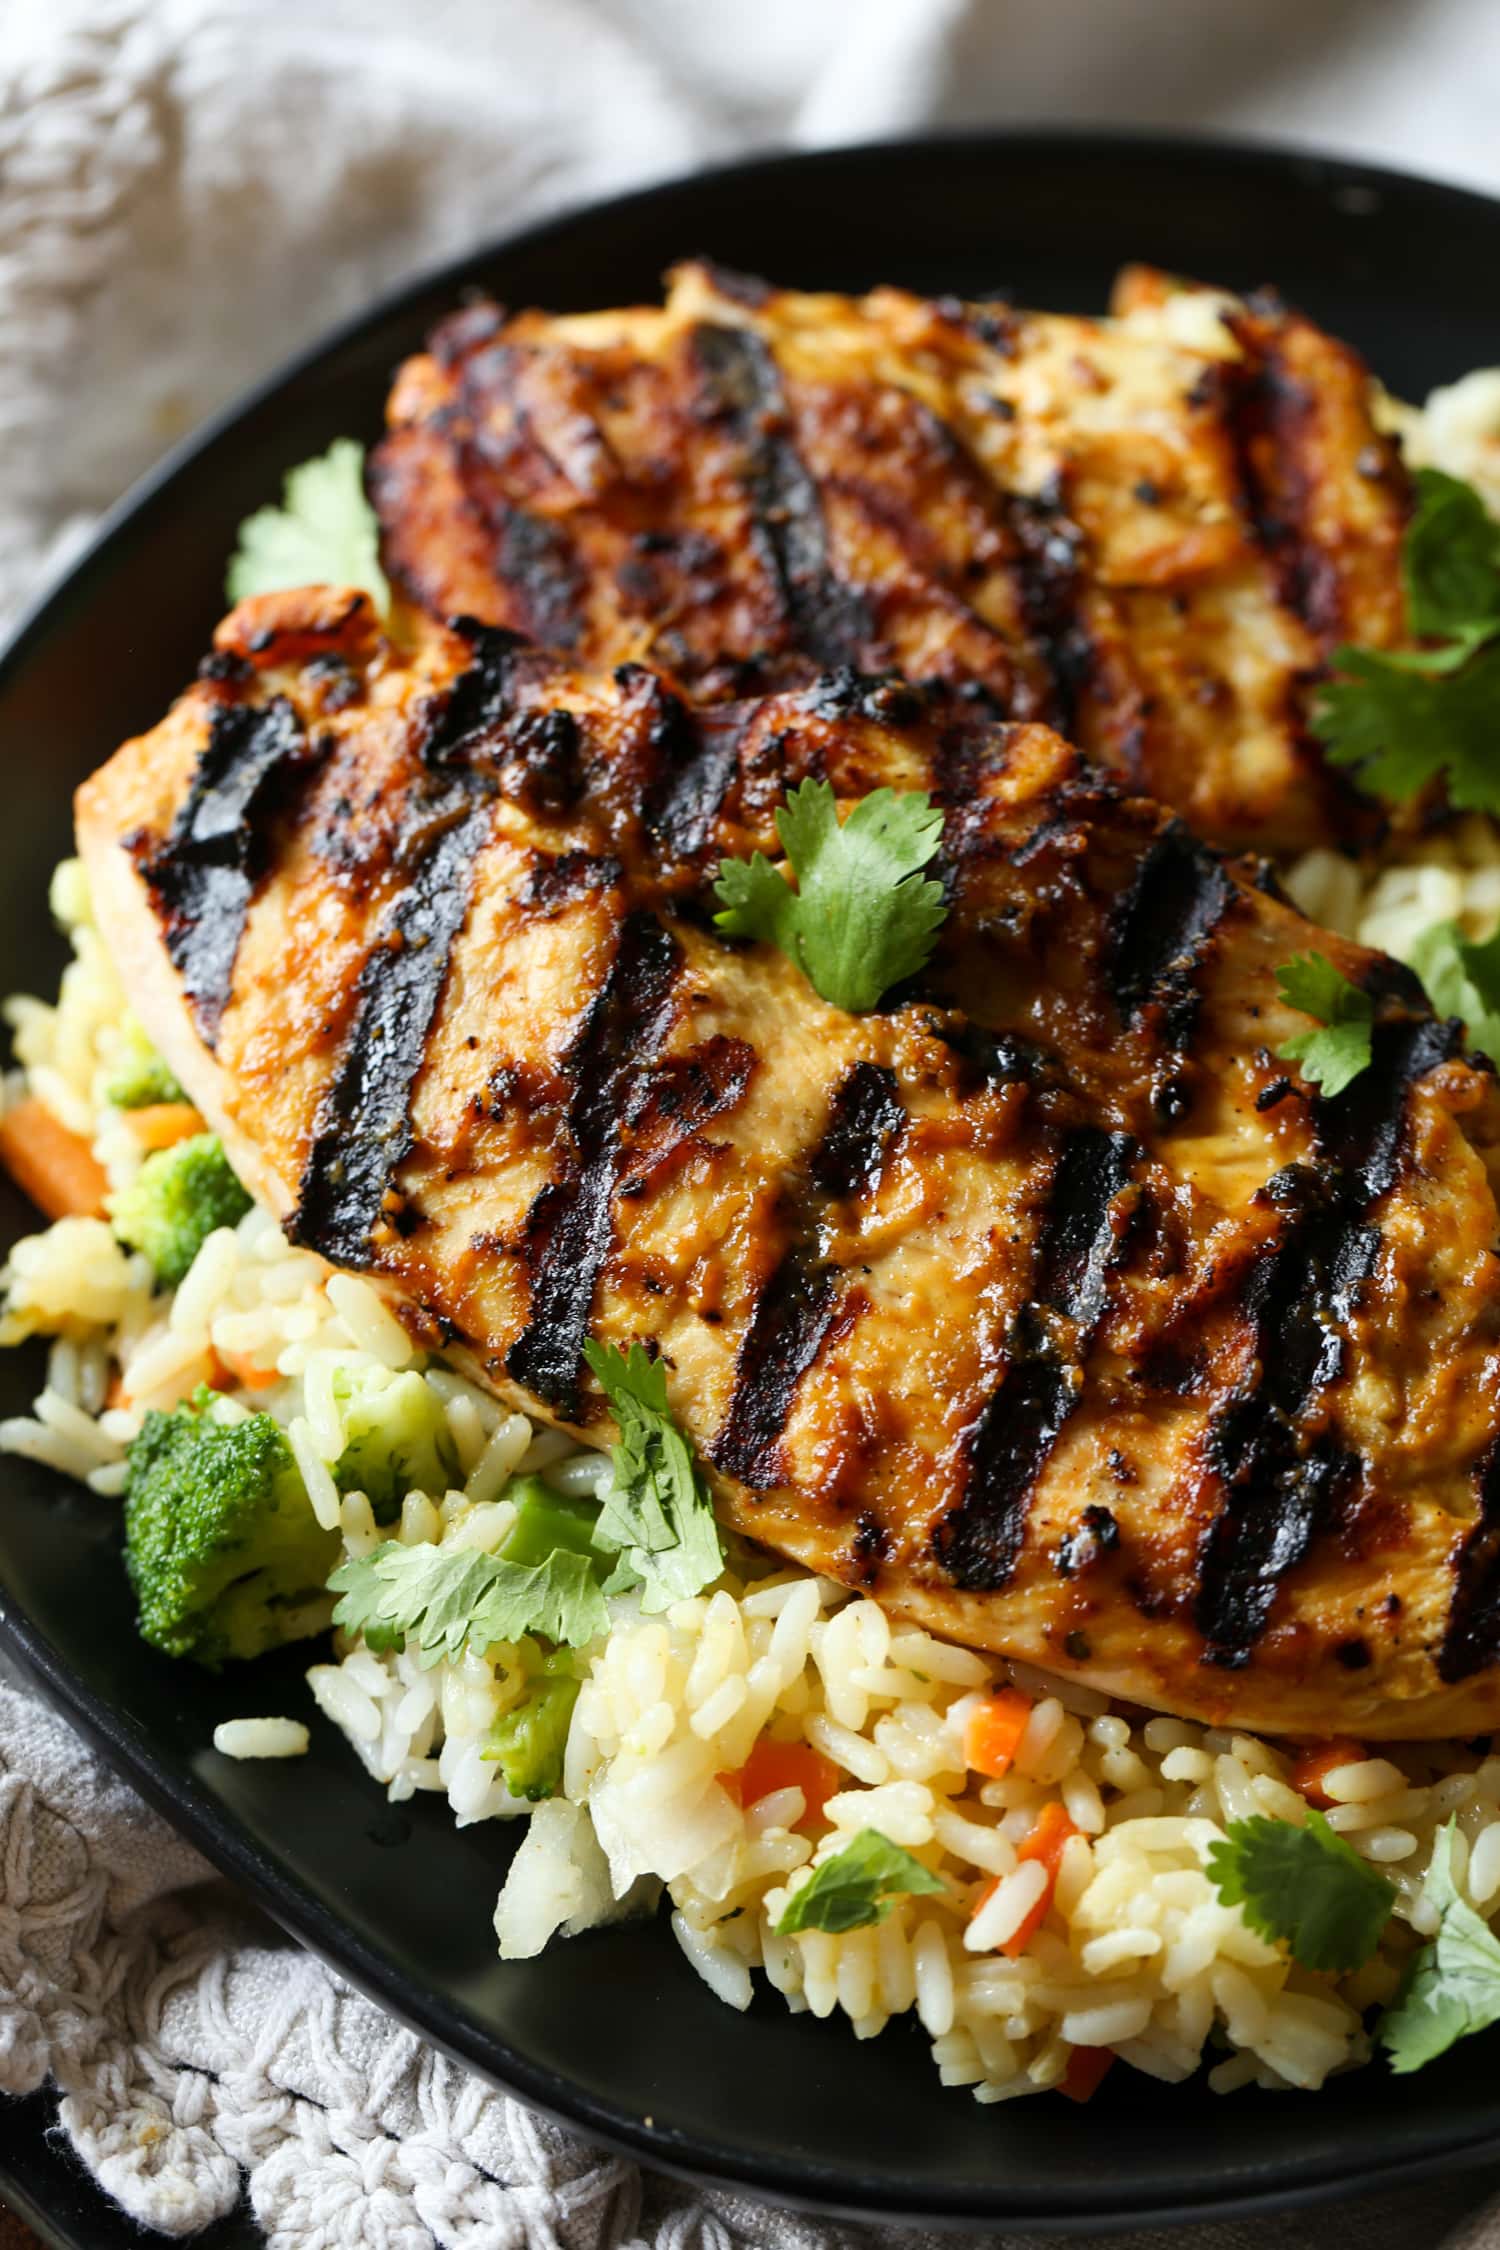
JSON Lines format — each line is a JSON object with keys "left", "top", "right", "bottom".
{"left": 1381, "top": 1820, "right": 1500, "bottom": 2073}
{"left": 1206, "top": 1809, "right": 1395, "bottom": 1975}
{"left": 1408, "top": 917, "right": 1500, "bottom": 1060}
{"left": 1313, "top": 469, "right": 1500, "bottom": 812}
{"left": 775, "top": 1827, "right": 946, "bottom": 1935}
{"left": 227, "top": 438, "right": 390, "bottom": 614}
{"left": 583, "top": 1339, "right": 725, "bottom": 1611}
{"left": 1274, "top": 952, "right": 1374, "bottom": 1097}
{"left": 327, "top": 1539, "right": 607, "bottom": 1666}
{"left": 713, "top": 778, "right": 946, "bottom": 1013}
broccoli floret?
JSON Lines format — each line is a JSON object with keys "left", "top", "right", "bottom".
{"left": 104, "top": 1019, "right": 185, "bottom": 1110}
{"left": 110, "top": 1133, "right": 252, "bottom": 1286}
{"left": 499, "top": 1475, "right": 603, "bottom": 1569}
{"left": 124, "top": 1388, "right": 340, "bottom": 1667}
{"left": 331, "top": 1365, "right": 459, "bottom": 1522}
{"left": 483, "top": 1650, "right": 583, "bottom": 1801}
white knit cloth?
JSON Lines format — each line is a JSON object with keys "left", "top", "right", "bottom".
{"left": 4, "top": 4, "right": 1500, "bottom": 2244}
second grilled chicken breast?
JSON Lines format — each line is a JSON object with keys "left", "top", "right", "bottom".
{"left": 77, "top": 587, "right": 1500, "bottom": 1739}
{"left": 372, "top": 260, "right": 1409, "bottom": 857}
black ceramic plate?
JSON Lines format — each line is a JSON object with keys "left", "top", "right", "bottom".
{"left": 3, "top": 132, "right": 1500, "bottom": 2235}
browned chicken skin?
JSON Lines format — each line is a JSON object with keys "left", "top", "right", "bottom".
{"left": 371, "top": 261, "right": 1410, "bottom": 857}
{"left": 76, "top": 587, "right": 1500, "bottom": 1739}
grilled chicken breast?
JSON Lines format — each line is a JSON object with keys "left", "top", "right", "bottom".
{"left": 372, "top": 260, "right": 1410, "bottom": 858}
{"left": 76, "top": 586, "right": 1500, "bottom": 1739}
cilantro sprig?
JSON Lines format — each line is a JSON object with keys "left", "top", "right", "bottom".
{"left": 227, "top": 438, "right": 390, "bottom": 614}
{"left": 1274, "top": 952, "right": 1374, "bottom": 1097}
{"left": 1313, "top": 469, "right": 1500, "bottom": 813}
{"left": 713, "top": 779, "right": 946, "bottom": 1013}
{"left": 1408, "top": 917, "right": 1500, "bottom": 1061}
{"left": 1206, "top": 1809, "right": 1395, "bottom": 1975}
{"left": 583, "top": 1340, "right": 725, "bottom": 1611}
{"left": 328, "top": 1540, "right": 607, "bottom": 1665}
{"left": 775, "top": 1828, "right": 946, "bottom": 1935}
{"left": 1381, "top": 1820, "right": 1500, "bottom": 2072}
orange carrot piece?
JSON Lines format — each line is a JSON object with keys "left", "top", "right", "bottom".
{"left": 719, "top": 1739, "right": 839, "bottom": 1830}
{"left": 1018, "top": 1800, "right": 1079, "bottom": 1876}
{"left": 212, "top": 1347, "right": 281, "bottom": 1393}
{"left": 963, "top": 1687, "right": 1033, "bottom": 1778}
{"left": 123, "top": 1102, "right": 205, "bottom": 1152}
{"left": 1058, "top": 2046, "right": 1115, "bottom": 2103}
{"left": 0, "top": 1097, "right": 108, "bottom": 1220}
{"left": 1002, "top": 1802, "right": 1080, "bottom": 1959}
{"left": 1291, "top": 1737, "right": 1365, "bottom": 1809}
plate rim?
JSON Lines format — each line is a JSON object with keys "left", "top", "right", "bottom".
{"left": 5, "top": 123, "right": 1500, "bottom": 2230}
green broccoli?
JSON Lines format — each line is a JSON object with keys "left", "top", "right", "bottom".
{"left": 124, "top": 1388, "right": 340, "bottom": 1667}
{"left": 483, "top": 1649, "right": 583, "bottom": 1801}
{"left": 104, "top": 1019, "right": 186, "bottom": 1110}
{"left": 332, "top": 1365, "right": 460, "bottom": 1522}
{"left": 110, "top": 1133, "right": 252, "bottom": 1286}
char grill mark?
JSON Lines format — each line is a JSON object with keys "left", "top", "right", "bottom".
{"left": 1443, "top": 1441, "right": 1500, "bottom": 1683}
{"left": 1226, "top": 319, "right": 1343, "bottom": 648}
{"left": 505, "top": 910, "right": 682, "bottom": 1416}
{"left": 1106, "top": 820, "right": 1236, "bottom": 1059}
{"left": 1195, "top": 1014, "right": 1461, "bottom": 1664}
{"left": 133, "top": 698, "right": 318, "bottom": 1046}
{"left": 713, "top": 1062, "right": 906, "bottom": 1487}
{"left": 291, "top": 784, "right": 496, "bottom": 1265}
{"left": 449, "top": 355, "right": 585, "bottom": 647}
{"left": 642, "top": 693, "right": 752, "bottom": 861}
{"left": 489, "top": 504, "right": 585, "bottom": 648}
{"left": 692, "top": 322, "right": 873, "bottom": 669}
{"left": 936, "top": 1126, "right": 1138, "bottom": 1591}
{"left": 1002, "top": 489, "right": 1091, "bottom": 736}
{"left": 619, "top": 1034, "right": 757, "bottom": 1194}
{"left": 422, "top": 620, "right": 526, "bottom": 763}
{"left": 291, "top": 624, "right": 544, "bottom": 1264}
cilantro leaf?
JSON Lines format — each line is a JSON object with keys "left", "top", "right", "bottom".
{"left": 1315, "top": 642, "right": 1500, "bottom": 814}
{"left": 1311, "top": 468, "right": 1500, "bottom": 813}
{"left": 1403, "top": 469, "right": 1500, "bottom": 645}
{"left": 583, "top": 1340, "right": 724, "bottom": 1612}
{"left": 1381, "top": 1820, "right": 1500, "bottom": 2072}
{"left": 328, "top": 1540, "right": 607, "bottom": 1666}
{"left": 713, "top": 779, "right": 946, "bottom": 1012}
{"left": 1408, "top": 917, "right": 1500, "bottom": 1060}
{"left": 775, "top": 1827, "right": 947, "bottom": 1935}
{"left": 1274, "top": 952, "right": 1374, "bottom": 1097}
{"left": 1206, "top": 1809, "right": 1395, "bottom": 1974}
{"left": 227, "top": 438, "right": 390, "bottom": 613}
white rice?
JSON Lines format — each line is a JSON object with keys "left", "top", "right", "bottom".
{"left": 3, "top": 374, "right": 1500, "bottom": 2111}
{"left": 213, "top": 1717, "right": 310, "bottom": 1760}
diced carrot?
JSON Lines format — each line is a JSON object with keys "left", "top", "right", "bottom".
{"left": 717, "top": 1738, "right": 840, "bottom": 1830}
{"left": 1018, "top": 1800, "right": 1079, "bottom": 1877}
{"left": 963, "top": 1687, "right": 1032, "bottom": 1779}
{"left": 1003, "top": 1802, "right": 1080, "bottom": 1959}
{"left": 1291, "top": 1737, "right": 1365, "bottom": 1809}
{"left": 212, "top": 1347, "right": 280, "bottom": 1393}
{"left": 1058, "top": 2046, "right": 1115, "bottom": 2103}
{"left": 0, "top": 1097, "right": 108, "bottom": 1220}
{"left": 969, "top": 1801, "right": 1082, "bottom": 1958}
{"left": 123, "top": 1102, "right": 204, "bottom": 1152}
